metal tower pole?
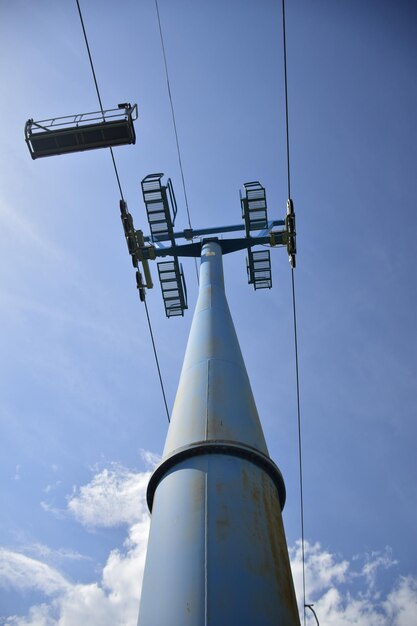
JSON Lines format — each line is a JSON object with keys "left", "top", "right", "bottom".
{"left": 138, "top": 240, "right": 300, "bottom": 626}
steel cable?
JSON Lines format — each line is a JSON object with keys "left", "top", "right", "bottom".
{"left": 75, "top": 0, "right": 124, "bottom": 200}
{"left": 281, "top": 0, "right": 307, "bottom": 624}
{"left": 75, "top": 0, "right": 170, "bottom": 423}
{"left": 144, "top": 300, "right": 170, "bottom": 422}
{"left": 154, "top": 0, "right": 199, "bottom": 284}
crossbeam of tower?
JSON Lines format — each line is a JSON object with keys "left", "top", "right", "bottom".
{"left": 120, "top": 173, "right": 296, "bottom": 316}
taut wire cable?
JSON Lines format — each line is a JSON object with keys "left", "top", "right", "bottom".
{"left": 75, "top": 0, "right": 170, "bottom": 423}
{"left": 281, "top": 1, "right": 307, "bottom": 624}
{"left": 75, "top": 0, "right": 124, "bottom": 200}
{"left": 144, "top": 300, "right": 170, "bottom": 422}
{"left": 292, "top": 267, "right": 306, "bottom": 625}
{"left": 154, "top": 0, "right": 199, "bottom": 284}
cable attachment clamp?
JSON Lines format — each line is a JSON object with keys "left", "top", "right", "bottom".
{"left": 120, "top": 199, "right": 154, "bottom": 302}
{"left": 285, "top": 198, "right": 296, "bottom": 268}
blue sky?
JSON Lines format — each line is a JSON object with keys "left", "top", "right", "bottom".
{"left": 0, "top": 0, "right": 416, "bottom": 624}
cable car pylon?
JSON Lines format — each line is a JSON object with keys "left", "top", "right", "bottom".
{"left": 131, "top": 174, "right": 300, "bottom": 626}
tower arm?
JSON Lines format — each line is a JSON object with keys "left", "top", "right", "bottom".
{"left": 139, "top": 232, "right": 287, "bottom": 259}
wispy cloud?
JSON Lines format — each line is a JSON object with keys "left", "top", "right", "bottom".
{"left": 290, "top": 541, "right": 415, "bottom": 626}
{"left": 290, "top": 540, "right": 350, "bottom": 597}
{"left": 0, "top": 200, "right": 67, "bottom": 265}
{"left": 360, "top": 548, "right": 398, "bottom": 589}
{"left": 2, "top": 463, "right": 417, "bottom": 625}
{"left": 383, "top": 577, "right": 417, "bottom": 626}
{"left": 1, "top": 517, "right": 149, "bottom": 626}
{"left": 0, "top": 549, "right": 69, "bottom": 596}
{"left": 139, "top": 449, "right": 160, "bottom": 470}
{"left": 67, "top": 464, "right": 151, "bottom": 529}
{"left": 22, "top": 543, "right": 90, "bottom": 564}
{"left": 1, "top": 464, "right": 152, "bottom": 625}
{"left": 39, "top": 501, "right": 66, "bottom": 521}
{"left": 43, "top": 481, "right": 61, "bottom": 495}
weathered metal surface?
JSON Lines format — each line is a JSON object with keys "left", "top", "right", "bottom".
{"left": 163, "top": 241, "right": 269, "bottom": 456}
{"left": 142, "top": 219, "right": 285, "bottom": 244}
{"left": 137, "top": 241, "right": 300, "bottom": 626}
{"left": 139, "top": 461, "right": 207, "bottom": 625}
{"left": 206, "top": 456, "right": 299, "bottom": 624}
{"left": 147, "top": 440, "right": 286, "bottom": 512}
{"left": 151, "top": 233, "right": 286, "bottom": 258}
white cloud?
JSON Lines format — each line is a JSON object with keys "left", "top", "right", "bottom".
{"left": 2, "top": 463, "right": 417, "bottom": 626}
{"left": 44, "top": 482, "right": 61, "bottom": 495}
{"left": 360, "top": 548, "right": 398, "bottom": 588}
{"left": 1, "top": 514, "right": 150, "bottom": 626}
{"left": 67, "top": 464, "right": 151, "bottom": 528}
{"left": 39, "top": 502, "right": 65, "bottom": 520}
{"left": 383, "top": 577, "right": 417, "bottom": 626}
{"left": 290, "top": 542, "right": 416, "bottom": 626}
{"left": 138, "top": 449, "right": 160, "bottom": 470}
{"left": 2, "top": 464, "right": 152, "bottom": 626}
{"left": 0, "top": 549, "right": 69, "bottom": 596}
{"left": 4, "top": 603, "right": 57, "bottom": 626}
{"left": 22, "top": 544, "right": 90, "bottom": 564}
{"left": 290, "top": 540, "right": 350, "bottom": 597}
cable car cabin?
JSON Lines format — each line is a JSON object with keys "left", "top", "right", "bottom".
{"left": 25, "top": 103, "right": 138, "bottom": 159}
